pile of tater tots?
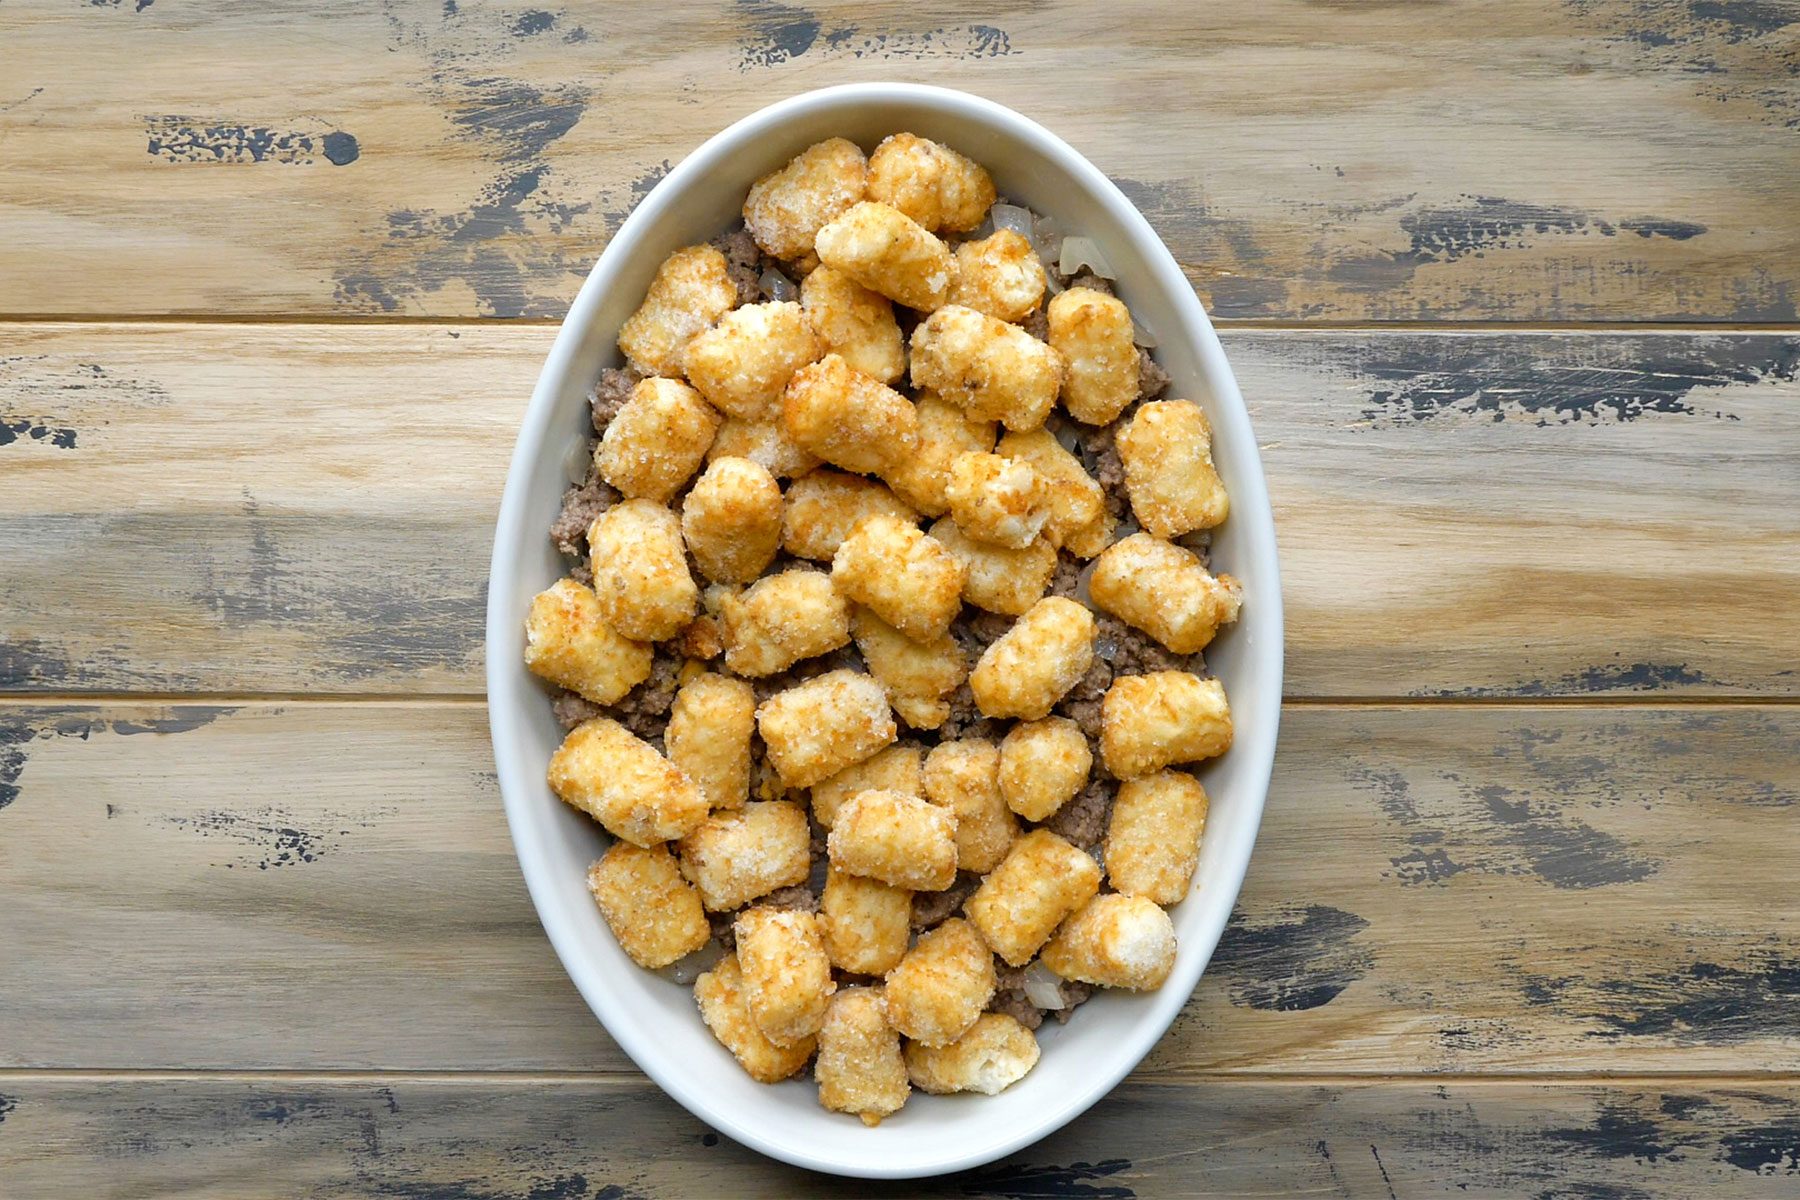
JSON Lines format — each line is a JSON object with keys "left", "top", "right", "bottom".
{"left": 526, "top": 132, "right": 1243, "bottom": 1124}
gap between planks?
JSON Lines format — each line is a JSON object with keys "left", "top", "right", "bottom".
{"left": 3, "top": 314, "right": 1800, "bottom": 335}
{"left": 4, "top": 1069, "right": 1798, "bottom": 1088}
{"left": 1, "top": 693, "right": 1797, "bottom": 709}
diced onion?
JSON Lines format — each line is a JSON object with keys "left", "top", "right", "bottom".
{"left": 759, "top": 267, "right": 798, "bottom": 303}
{"left": 990, "top": 202, "right": 1034, "bottom": 238}
{"left": 657, "top": 939, "right": 724, "bottom": 986}
{"left": 563, "top": 438, "right": 595, "bottom": 485}
{"left": 1059, "top": 236, "right": 1117, "bottom": 280}
{"left": 1131, "top": 315, "right": 1159, "bottom": 348}
{"left": 1042, "top": 270, "right": 1065, "bottom": 297}
{"left": 1023, "top": 960, "right": 1069, "bottom": 1009}
{"left": 1072, "top": 556, "right": 1101, "bottom": 614}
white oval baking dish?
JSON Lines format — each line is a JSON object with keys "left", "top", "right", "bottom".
{"left": 486, "top": 82, "right": 1283, "bottom": 1179}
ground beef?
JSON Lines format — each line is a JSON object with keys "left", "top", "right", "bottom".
{"left": 911, "top": 873, "right": 982, "bottom": 930}
{"left": 607, "top": 648, "right": 682, "bottom": 744}
{"left": 1057, "top": 656, "right": 1111, "bottom": 737}
{"left": 1049, "top": 980, "right": 1095, "bottom": 1023}
{"left": 1039, "top": 777, "right": 1114, "bottom": 850}
{"left": 1067, "top": 272, "right": 1114, "bottom": 296}
{"left": 937, "top": 683, "right": 1001, "bottom": 743}
{"left": 590, "top": 366, "right": 639, "bottom": 433}
{"left": 949, "top": 609, "right": 1013, "bottom": 658}
{"left": 1096, "top": 614, "right": 1188, "bottom": 676}
{"left": 551, "top": 689, "right": 603, "bottom": 730}
{"left": 711, "top": 226, "right": 764, "bottom": 306}
{"left": 1071, "top": 421, "right": 1128, "bottom": 520}
{"left": 569, "top": 561, "right": 593, "bottom": 586}
{"left": 1021, "top": 306, "right": 1049, "bottom": 342}
{"left": 758, "top": 884, "right": 819, "bottom": 914}
{"left": 1048, "top": 551, "right": 1083, "bottom": 599}
{"left": 989, "top": 979, "right": 1045, "bottom": 1031}
{"left": 549, "top": 468, "right": 618, "bottom": 558}
{"left": 708, "top": 910, "right": 737, "bottom": 953}
{"left": 1138, "top": 351, "right": 1171, "bottom": 401}
{"left": 989, "top": 962, "right": 1095, "bottom": 1030}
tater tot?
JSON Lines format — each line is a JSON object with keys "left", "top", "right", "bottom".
{"left": 680, "top": 456, "right": 783, "bottom": 584}
{"left": 828, "top": 789, "right": 958, "bottom": 891}
{"left": 801, "top": 265, "right": 905, "bottom": 384}
{"left": 586, "top": 842, "right": 710, "bottom": 969}
{"left": 884, "top": 395, "right": 998, "bottom": 517}
{"left": 810, "top": 743, "right": 924, "bottom": 830}
{"left": 1040, "top": 893, "right": 1177, "bottom": 990}
{"left": 781, "top": 353, "right": 921, "bottom": 476}
{"left": 924, "top": 739, "right": 1019, "bottom": 874}
{"left": 735, "top": 906, "right": 836, "bottom": 1046}
{"left": 695, "top": 953, "right": 815, "bottom": 1083}
{"left": 996, "top": 428, "right": 1110, "bottom": 557}
{"left": 928, "top": 517, "right": 1057, "bottom": 616}
{"left": 1116, "top": 400, "right": 1230, "bottom": 538}
{"left": 707, "top": 415, "right": 821, "bottom": 479}
{"left": 596, "top": 377, "right": 721, "bottom": 503}
{"left": 682, "top": 301, "right": 824, "bottom": 422}
{"left": 742, "top": 137, "right": 867, "bottom": 262}
{"left": 1100, "top": 671, "right": 1233, "bottom": 779}
{"left": 719, "top": 569, "right": 851, "bottom": 677}
{"left": 678, "top": 799, "right": 812, "bottom": 911}
{"left": 830, "top": 514, "right": 966, "bottom": 643}
{"left": 618, "top": 245, "right": 738, "bottom": 378}
{"left": 964, "top": 830, "right": 1103, "bottom": 966}
{"left": 547, "top": 718, "right": 709, "bottom": 847}
{"left": 781, "top": 469, "right": 918, "bottom": 562}
{"left": 865, "top": 133, "right": 996, "bottom": 234}
{"left": 1106, "top": 770, "right": 1209, "bottom": 904}
{"left": 947, "top": 230, "right": 1046, "bottom": 323}
{"left": 910, "top": 305, "right": 1065, "bottom": 432}
{"left": 945, "top": 451, "right": 1055, "bottom": 549}
{"left": 851, "top": 607, "right": 968, "bottom": 731}
{"left": 997, "top": 717, "right": 1093, "bottom": 821}
{"left": 665, "top": 673, "right": 756, "bottom": 810}
{"left": 588, "top": 499, "right": 699, "bottom": 642}
{"left": 524, "top": 577, "right": 653, "bottom": 704}
{"left": 1049, "top": 287, "right": 1140, "bottom": 426}
{"left": 816, "top": 987, "right": 910, "bottom": 1126}
{"left": 820, "top": 865, "right": 912, "bottom": 975}
{"left": 755, "top": 669, "right": 897, "bottom": 788}
{"left": 1089, "top": 533, "right": 1243, "bottom": 653}
{"left": 905, "top": 1013, "right": 1040, "bottom": 1095}
{"left": 882, "top": 917, "right": 996, "bottom": 1047}
{"left": 969, "top": 596, "right": 1095, "bottom": 720}
{"left": 814, "top": 200, "right": 957, "bottom": 312}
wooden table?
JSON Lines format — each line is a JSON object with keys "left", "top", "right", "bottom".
{"left": 3, "top": 2, "right": 1798, "bottom": 1195}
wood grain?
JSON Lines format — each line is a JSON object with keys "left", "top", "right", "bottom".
{"left": 4, "top": 702, "right": 1795, "bottom": 1076}
{"left": 2, "top": 1076, "right": 1796, "bottom": 1198}
{"left": 1, "top": 0, "right": 1797, "bottom": 322}
{"left": 4, "top": 324, "right": 1796, "bottom": 699}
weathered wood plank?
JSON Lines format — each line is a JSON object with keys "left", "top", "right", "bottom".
{"left": 2, "top": 0, "right": 1797, "bottom": 322}
{"left": 1, "top": 1076, "right": 1796, "bottom": 1198}
{"left": 3, "top": 702, "right": 1794, "bottom": 1075}
{"left": 4, "top": 325, "right": 1795, "bottom": 697}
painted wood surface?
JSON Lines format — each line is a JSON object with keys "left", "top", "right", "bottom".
{"left": 4, "top": 702, "right": 1794, "bottom": 1077}
{"left": 6, "top": 2, "right": 1800, "bottom": 1191}
{"left": 4, "top": 325, "right": 1796, "bottom": 699}
{"left": 1, "top": 0, "right": 1798, "bottom": 322}
{"left": 2, "top": 1077, "right": 1797, "bottom": 1198}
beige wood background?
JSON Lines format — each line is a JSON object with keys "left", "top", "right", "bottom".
{"left": 2, "top": 0, "right": 1797, "bottom": 1195}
